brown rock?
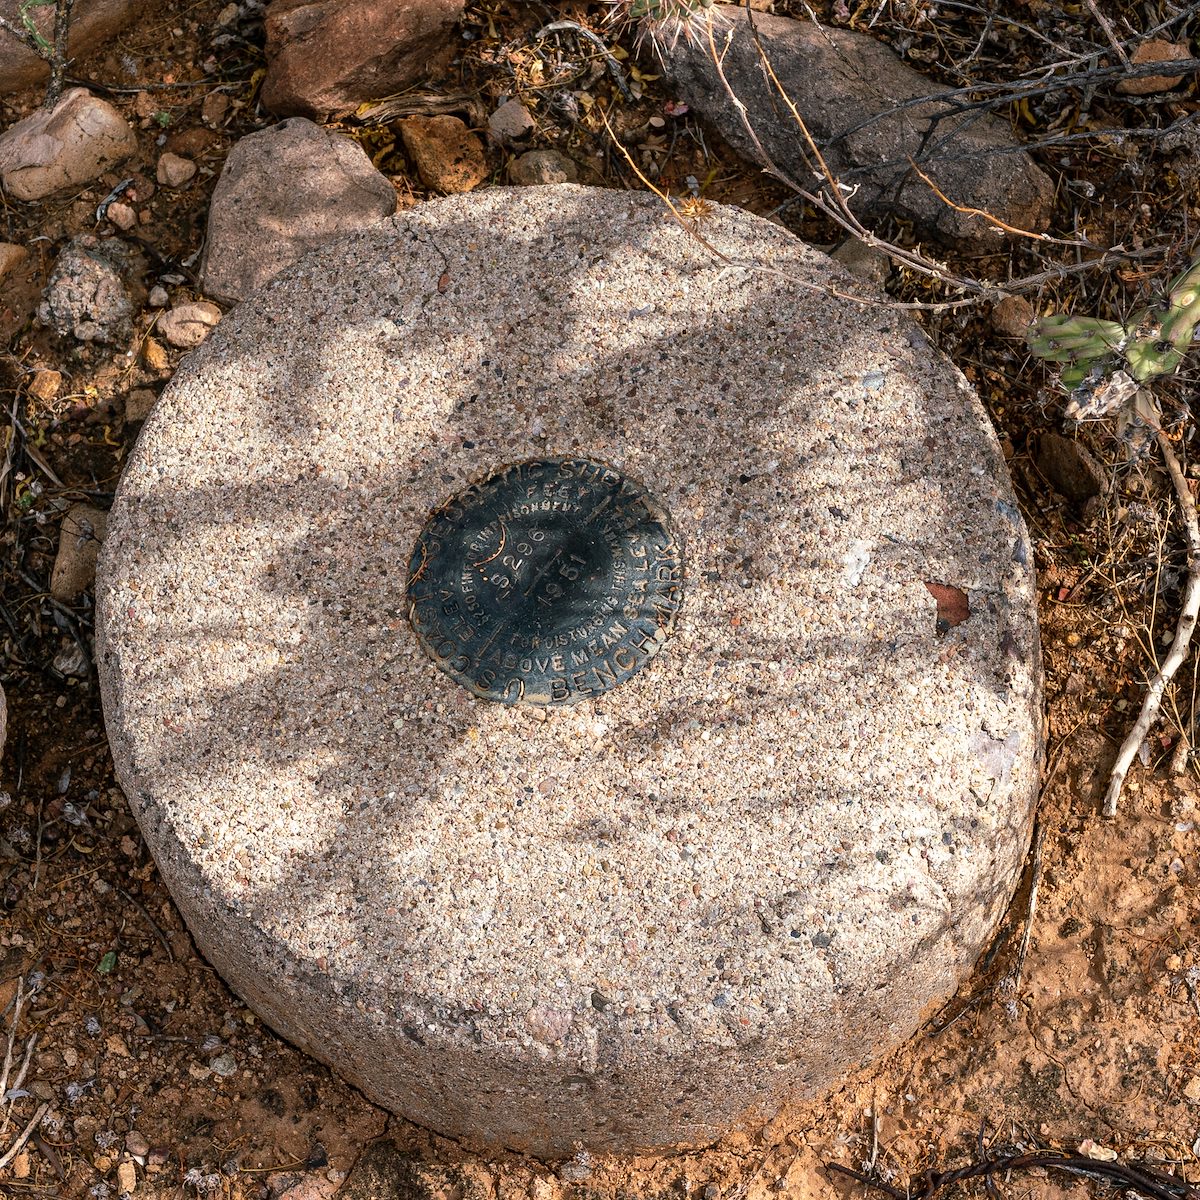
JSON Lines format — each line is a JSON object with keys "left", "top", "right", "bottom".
{"left": 51, "top": 503, "right": 109, "bottom": 603}
{"left": 201, "top": 92, "right": 231, "bottom": 127}
{"left": 10, "top": 1147, "right": 27, "bottom": 1179}
{"left": 0, "top": 88, "right": 137, "bottom": 202}
{"left": 399, "top": 115, "right": 487, "bottom": 193}
{"left": 261, "top": 0, "right": 464, "bottom": 120}
{"left": 157, "top": 301, "right": 222, "bottom": 348}
{"left": 1036, "top": 432, "right": 1108, "bottom": 504}
{"left": 508, "top": 149, "right": 578, "bottom": 186}
{"left": 28, "top": 368, "right": 62, "bottom": 401}
{"left": 0, "top": 0, "right": 142, "bottom": 95}
{"left": 0, "top": 241, "right": 28, "bottom": 279}
{"left": 165, "top": 127, "right": 220, "bottom": 158}
{"left": 1117, "top": 39, "right": 1195, "bottom": 95}
{"left": 990, "top": 294, "right": 1035, "bottom": 338}
{"left": 663, "top": 6, "right": 1054, "bottom": 247}
{"left": 200, "top": 119, "right": 397, "bottom": 304}
{"left": 157, "top": 152, "right": 197, "bottom": 187}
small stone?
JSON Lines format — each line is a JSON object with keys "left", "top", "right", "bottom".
{"left": 157, "top": 152, "right": 197, "bottom": 188}
{"left": 1077, "top": 1139, "right": 1118, "bottom": 1162}
{"left": 117, "top": 1158, "right": 137, "bottom": 1195}
{"left": 508, "top": 149, "right": 578, "bottom": 186}
{"left": 143, "top": 338, "right": 169, "bottom": 371}
{"left": 0, "top": 242, "right": 29, "bottom": 280}
{"left": 488, "top": 98, "right": 535, "bottom": 143}
{"left": 157, "top": 301, "right": 222, "bottom": 349}
{"left": 1117, "top": 39, "right": 1195, "bottom": 95}
{"left": 209, "top": 1052, "right": 237, "bottom": 1077}
{"left": 39, "top": 236, "right": 133, "bottom": 344}
{"left": 28, "top": 369, "right": 62, "bottom": 401}
{"left": 148, "top": 285, "right": 170, "bottom": 307}
{"left": 125, "top": 1131, "right": 151, "bottom": 1157}
{"left": 12, "top": 1150, "right": 29, "bottom": 1178}
{"left": 106, "top": 201, "right": 137, "bottom": 230}
{"left": 124, "top": 389, "right": 158, "bottom": 423}
{"left": 990, "top": 294, "right": 1035, "bottom": 338}
{"left": 202, "top": 91, "right": 230, "bottom": 127}
{"left": 0, "top": 88, "right": 137, "bottom": 201}
{"left": 1184, "top": 1075, "right": 1200, "bottom": 1103}
{"left": 52, "top": 503, "right": 109, "bottom": 603}
{"left": 105, "top": 1032, "right": 131, "bottom": 1058}
{"left": 399, "top": 115, "right": 487, "bottom": 194}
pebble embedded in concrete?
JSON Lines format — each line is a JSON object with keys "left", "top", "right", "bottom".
{"left": 97, "top": 185, "right": 1042, "bottom": 1158}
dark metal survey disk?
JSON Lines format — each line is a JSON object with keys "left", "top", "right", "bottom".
{"left": 406, "top": 458, "right": 683, "bottom": 705}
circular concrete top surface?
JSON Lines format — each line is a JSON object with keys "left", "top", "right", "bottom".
{"left": 97, "top": 186, "right": 1042, "bottom": 1157}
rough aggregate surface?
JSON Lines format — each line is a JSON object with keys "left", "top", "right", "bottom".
{"left": 96, "top": 185, "right": 1042, "bottom": 1157}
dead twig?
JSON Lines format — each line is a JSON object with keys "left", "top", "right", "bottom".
{"left": 0, "top": 1103, "right": 50, "bottom": 1173}
{"left": 1103, "top": 433, "right": 1200, "bottom": 817}
{"left": 1009, "top": 819, "right": 1045, "bottom": 994}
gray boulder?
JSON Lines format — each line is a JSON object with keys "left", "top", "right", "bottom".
{"left": 199, "top": 118, "right": 397, "bottom": 304}
{"left": 662, "top": 7, "right": 1054, "bottom": 248}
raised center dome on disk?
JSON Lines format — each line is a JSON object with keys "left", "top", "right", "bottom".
{"left": 406, "top": 458, "right": 683, "bottom": 705}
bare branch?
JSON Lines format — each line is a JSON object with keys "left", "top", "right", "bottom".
{"left": 1104, "top": 430, "right": 1200, "bottom": 817}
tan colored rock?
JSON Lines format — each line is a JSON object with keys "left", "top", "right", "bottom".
{"left": 1117, "top": 39, "right": 1195, "bottom": 95}
{"left": 116, "top": 1159, "right": 137, "bottom": 1196}
{"left": 201, "top": 92, "right": 230, "bottom": 127}
{"left": 106, "top": 200, "right": 138, "bottom": 230}
{"left": 157, "top": 152, "right": 197, "bottom": 188}
{"left": 28, "top": 369, "right": 62, "bottom": 401}
{"left": 507, "top": 149, "right": 577, "bottom": 186}
{"left": 399, "top": 115, "right": 487, "bottom": 193}
{"left": 51, "top": 503, "right": 109, "bottom": 603}
{"left": 0, "top": 242, "right": 28, "bottom": 280}
{"left": 261, "top": 0, "right": 464, "bottom": 119}
{"left": 157, "top": 301, "right": 222, "bottom": 349}
{"left": 0, "top": 0, "right": 141, "bottom": 95}
{"left": 200, "top": 119, "right": 397, "bottom": 304}
{"left": 142, "top": 338, "right": 169, "bottom": 371}
{"left": 0, "top": 88, "right": 137, "bottom": 202}
{"left": 991, "top": 294, "right": 1036, "bottom": 338}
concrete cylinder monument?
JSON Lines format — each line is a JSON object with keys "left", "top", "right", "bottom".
{"left": 97, "top": 185, "right": 1042, "bottom": 1156}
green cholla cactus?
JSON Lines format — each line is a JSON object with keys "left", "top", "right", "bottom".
{"left": 1027, "top": 251, "right": 1200, "bottom": 390}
